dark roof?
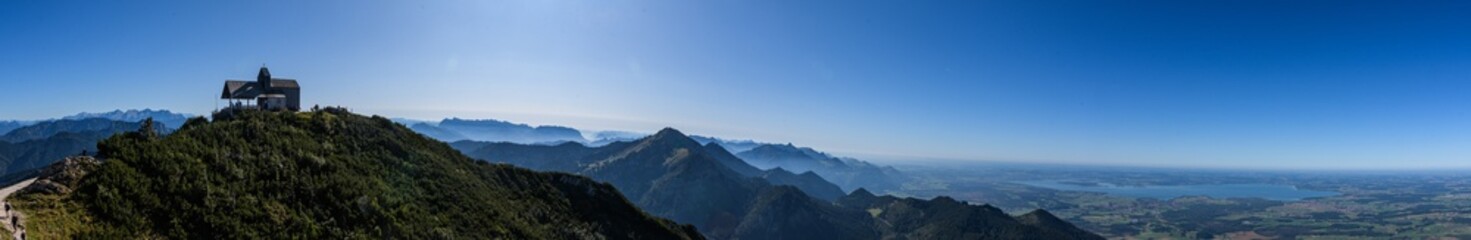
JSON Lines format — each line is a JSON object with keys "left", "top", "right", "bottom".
{"left": 270, "top": 79, "right": 299, "bottom": 88}
{"left": 222, "top": 80, "right": 260, "bottom": 99}
{"left": 222, "top": 79, "right": 299, "bottom": 99}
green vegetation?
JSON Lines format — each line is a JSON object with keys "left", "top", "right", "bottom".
{"left": 13, "top": 109, "right": 702, "bottom": 239}
{"left": 13, "top": 194, "right": 94, "bottom": 239}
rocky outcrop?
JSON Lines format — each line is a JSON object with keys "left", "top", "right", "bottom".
{"left": 21, "top": 156, "right": 100, "bottom": 195}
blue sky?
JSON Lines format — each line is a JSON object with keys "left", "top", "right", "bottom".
{"left": 2, "top": 1, "right": 1469, "bottom": 169}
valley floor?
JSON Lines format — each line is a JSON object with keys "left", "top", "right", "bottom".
{"left": 892, "top": 164, "right": 1471, "bottom": 239}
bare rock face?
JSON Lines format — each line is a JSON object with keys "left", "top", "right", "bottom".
{"left": 21, "top": 156, "right": 101, "bottom": 195}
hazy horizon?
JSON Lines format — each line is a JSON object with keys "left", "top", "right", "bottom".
{"left": 4, "top": 1, "right": 1470, "bottom": 170}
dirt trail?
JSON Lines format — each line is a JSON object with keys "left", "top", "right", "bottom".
{"left": 0, "top": 178, "right": 35, "bottom": 240}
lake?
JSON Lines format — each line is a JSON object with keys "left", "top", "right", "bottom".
{"left": 1015, "top": 180, "right": 1338, "bottom": 201}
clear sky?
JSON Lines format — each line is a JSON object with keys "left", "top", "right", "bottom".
{"left": 2, "top": 1, "right": 1469, "bottom": 170}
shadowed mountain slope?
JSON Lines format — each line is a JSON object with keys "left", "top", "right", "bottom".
{"left": 737, "top": 144, "right": 906, "bottom": 192}
{"left": 1, "top": 118, "right": 168, "bottom": 143}
{"left": 0, "top": 118, "right": 171, "bottom": 176}
{"left": 0, "top": 132, "right": 105, "bottom": 175}
{"left": 1018, "top": 209, "right": 1101, "bottom": 240}
{"left": 0, "top": 121, "right": 31, "bottom": 136}
{"left": 759, "top": 168, "right": 846, "bottom": 201}
{"left": 700, "top": 142, "right": 765, "bottom": 177}
{"left": 837, "top": 190, "right": 1106, "bottom": 240}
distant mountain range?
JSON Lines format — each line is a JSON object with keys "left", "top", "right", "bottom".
{"left": 0, "top": 118, "right": 168, "bottom": 176}
{"left": 1, "top": 109, "right": 192, "bottom": 136}
{"left": 735, "top": 143, "right": 907, "bottom": 192}
{"left": 403, "top": 117, "right": 908, "bottom": 192}
{"left": 61, "top": 109, "right": 192, "bottom": 129}
{"left": 0, "top": 121, "right": 36, "bottom": 136}
{"left": 0, "top": 109, "right": 186, "bottom": 178}
{"left": 689, "top": 136, "right": 764, "bottom": 153}
{"left": 1, "top": 118, "right": 171, "bottom": 143}
{"left": 0, "top": 131, "right": 108, "bottom": 176}
{"left": 590, "top": 133, "right": 906, "bottom": 192}
{"left": 837, "top": 189, "right": 1102, "bottom": 239}
{"left": 453, "top": 128, "right": 1101, "bottom": 239}
{"left": 406, "top": 118, "right": 586, "bottom": 144}
{"left": 451, "top": 135, "right": 848, "bottom": 202}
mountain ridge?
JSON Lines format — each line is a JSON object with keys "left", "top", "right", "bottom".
{"left": 457, "top": 127, "right": 1103, "bottom": 240}
{"left": 1, "top": 118, "right": 170, "bottom": 143}
{"left": 0, "top": 121, "right": 33, "bottom": 136}
{"left": 737, "top": 143, "right": 906, "bottom": 192}
{"left": 399, "top": 116, "right": 910, "bottom": 193}
{"left": 432, "top": 118, "right": 586, "bottom": 144}
{"left": 10, "top": 109, "right": 703, "bottom": 239}
{"left": 0, "top": 118, "right": 170, "bottom": 176}
{"left": 61, "top": 109, "right": 192, "bottom": 129}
